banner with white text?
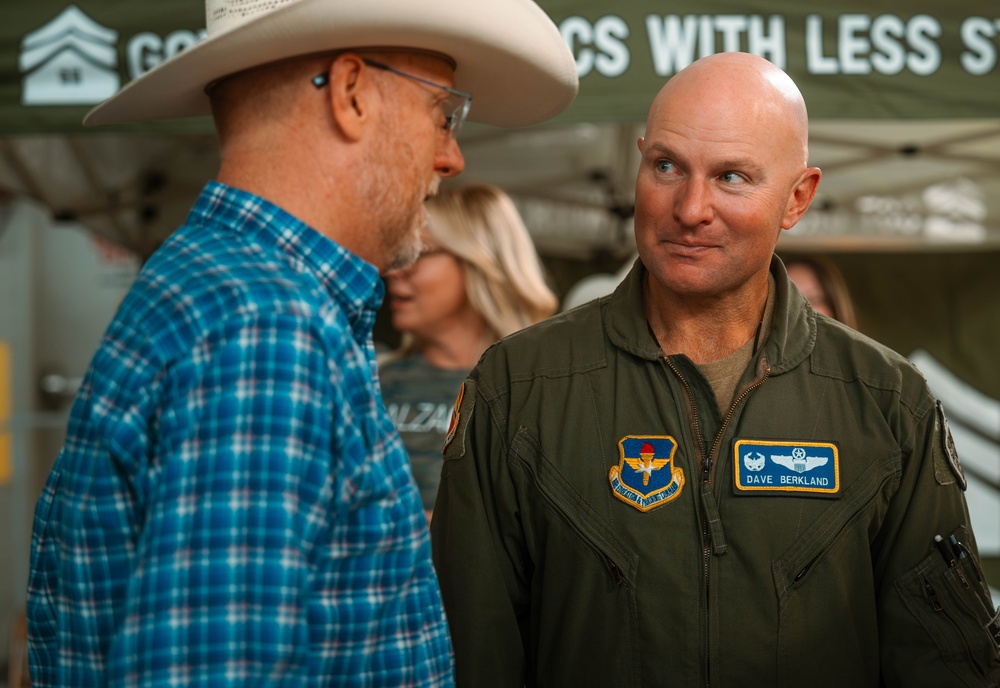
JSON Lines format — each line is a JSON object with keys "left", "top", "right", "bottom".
{"left": 2, "top": 0, "right": 998, "bottom": 132}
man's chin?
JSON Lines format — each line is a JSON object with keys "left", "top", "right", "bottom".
{"left": 383, "top": 235, "right": 422, "bottom": 273}
{"left": 384, "top": 249, "right": 417, "bottom": 274}
{"left": 381, "top": 210, "right": 426, "bottom": 274}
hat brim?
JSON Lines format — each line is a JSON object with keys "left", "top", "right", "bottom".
{"left": 84, "top": 0, "right": 578, "bottom": 128}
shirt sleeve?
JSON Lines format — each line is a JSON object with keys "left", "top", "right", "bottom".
{"left": 107, "top": 311, "right": 338, "bottom": 685}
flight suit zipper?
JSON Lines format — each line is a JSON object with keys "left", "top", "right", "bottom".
{"left": 665, "top": 354, "right": 770, "bottom": 688}
{"left": 709, "top": 358, "right": 772, "bottom": 483}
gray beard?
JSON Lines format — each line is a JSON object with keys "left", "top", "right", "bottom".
{"left": 383, "top": 219, "right": 424, "bottom": 273}
{"left": 356, "top": 139, "right": 428, "bottom": 273}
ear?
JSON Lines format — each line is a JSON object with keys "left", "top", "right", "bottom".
{"left": 325, "top": 53, "right": 372, "bottom": 142}
{"left": 780, "top": 167, "right": 822, "bottom": 230}
{"left": 636, "top": 136, "right": 644, "bottom": 153}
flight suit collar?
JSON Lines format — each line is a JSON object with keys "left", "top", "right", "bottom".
{"left": 605, "top": 256, "right": 662, "bottom": 361}
{"left": 762, "top": 255, "right": 816, "bottom": 375}
{"left": 604, "top": 255, "right": 817, "bottom": 375}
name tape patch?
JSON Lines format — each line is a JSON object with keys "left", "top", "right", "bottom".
{"left": 733, "top": 439, "right": 841, "bottom": 498}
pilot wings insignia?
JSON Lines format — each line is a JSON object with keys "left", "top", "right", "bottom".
{"left": 771, "top": 455, "right": 828, "bottom": 473}
{"left": 770, "top": 446, "right": 828, "bottom": 473}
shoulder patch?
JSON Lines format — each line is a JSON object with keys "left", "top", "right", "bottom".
{"left": 442, "top": 380, "right": 474, "bottom": 460}
{"left": 609, "top": 435, "right": 685, "bottom": 512}
{"left": 733, "top": 439, "right": 841, "bottom": 498}
{"left": 933, "top": 401, "right": 966, "bottom": 491}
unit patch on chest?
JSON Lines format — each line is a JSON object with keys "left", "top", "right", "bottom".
{"left": 733, "top": 439, "right": 841, "bottom": 498}
{"left": 609, "top": 435, "right": 685, "bottom": 512}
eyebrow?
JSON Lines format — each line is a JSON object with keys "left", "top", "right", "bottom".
{"left": 644, "top": 142, "right": 765, "bottom": 177}
{"left": 642, "top": 142, "right": 674, "bottom": 158}
{"left": 716, "top": 159, "right": 764, "bottom": 175}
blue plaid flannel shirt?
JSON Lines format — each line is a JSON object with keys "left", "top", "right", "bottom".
{"left": 27, "top": 181, "right": 454, "bottom": 686}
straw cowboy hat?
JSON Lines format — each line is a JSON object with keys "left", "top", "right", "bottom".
{"left": 85, "top": 0, "right": 578, "bottom": 128}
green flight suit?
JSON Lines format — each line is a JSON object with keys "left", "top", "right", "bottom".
{"left": 432, "top": 257, "right": 1000, "bottom": 687}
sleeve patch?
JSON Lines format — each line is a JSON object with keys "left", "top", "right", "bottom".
{"left": 933, "top": 401, "right": 967, "bottom": 491}
{"left": 442, "top": 380, "right": 475, "bottom": 461}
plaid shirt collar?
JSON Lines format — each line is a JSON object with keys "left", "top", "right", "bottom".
{"left": 190, "top": 180, "right": 385, "bottom": 337}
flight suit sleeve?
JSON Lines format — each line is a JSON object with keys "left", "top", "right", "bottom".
{"left": 877, "top": 399, "right": 1000, "bottom": 686}
{"left": 431, "top": 376, "right": 530, "bottom": 688}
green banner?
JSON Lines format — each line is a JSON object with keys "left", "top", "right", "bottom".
{"left": 2, "top": 0, "right": 999, "bottom": 133}
{"left": 544, "top": 0, "right": 1000, "bottom": 123}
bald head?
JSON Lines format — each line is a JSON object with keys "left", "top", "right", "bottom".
{"left": 647, "top": 52, "right": 811, "bottom": 169}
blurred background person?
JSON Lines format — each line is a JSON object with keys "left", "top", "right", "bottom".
{"left": 783, "top": 254, "right": 857, "bottom": 328}
{"left": 380, "top": 184, "right": 557, "bottom": 520}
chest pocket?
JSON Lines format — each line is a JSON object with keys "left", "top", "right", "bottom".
{"left": 769, "top": 452, "right": 900, "bottom": 686}
{"left": 772, "top": 453, "right": 899, "bottom": 595}
{"left": 507, "top": 426, "right": 642, "bottom": 687}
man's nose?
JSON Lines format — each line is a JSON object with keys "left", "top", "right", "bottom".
{"left": 674, "top": 178, "right": 714, "bottom": 227}
{"left": 436, "top": 134, "right": 465, "bottom": 178}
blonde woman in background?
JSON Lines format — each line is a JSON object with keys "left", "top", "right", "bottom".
{"left": 380, "top": 184, "right": 557, "bottom": 520}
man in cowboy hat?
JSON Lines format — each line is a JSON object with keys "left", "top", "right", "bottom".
{"left": 26, "top": 1, "right": 576, "bottom": 685}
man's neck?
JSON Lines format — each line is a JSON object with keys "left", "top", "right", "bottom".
{"left": 645, "top": 276, "right": 769, "bottom": 365}
{"left": 216, "top": 151, "right": 376, "bottom": 265}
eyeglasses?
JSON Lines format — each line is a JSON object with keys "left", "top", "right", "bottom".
{"left": 311, "top": 58, "right": 472, "bottom": 135}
